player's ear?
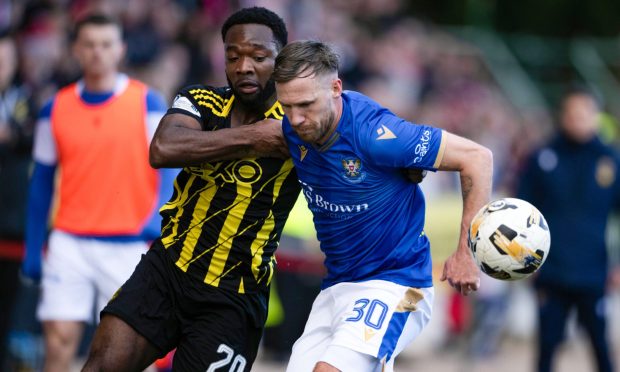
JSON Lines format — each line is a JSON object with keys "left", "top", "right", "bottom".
{"left": 331, "top": 78, "right": 342, "bottom": 98}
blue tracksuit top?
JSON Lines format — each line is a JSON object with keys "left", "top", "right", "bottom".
{"left": 517, "top": 134, "right": 620, "bottom": 290}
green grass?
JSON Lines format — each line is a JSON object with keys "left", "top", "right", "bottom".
{"left": 425, "top": 193, "right": 464, "bottom": 262}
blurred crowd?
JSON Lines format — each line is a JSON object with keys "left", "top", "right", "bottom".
{"left": 1, "top": 0, "right": 556, "bottom": 195}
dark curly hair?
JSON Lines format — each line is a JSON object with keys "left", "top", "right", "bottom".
{"left": 221, "top": 7, "right": 288, "bottom": 50}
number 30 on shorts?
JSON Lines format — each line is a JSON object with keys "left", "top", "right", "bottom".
{"left": 345, "top": 298, "right": 388, "bottom": 329}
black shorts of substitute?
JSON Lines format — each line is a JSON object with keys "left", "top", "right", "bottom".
{"left": 102, "top": 240, "right": 269, "bottom": 372}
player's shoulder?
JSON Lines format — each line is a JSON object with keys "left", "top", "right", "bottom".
{"left": 38, "top": 98, "right": 54, "bottom": 119}
{"left": 343, "top": 90, "right": 381, "bottom": 110}
{"left": 174, "top": 84, "right": 233, "bottom": 119}
{"left": 179, "top": 84, "right": 232, "bottom": 101}
{"left": 144, "top": 88, "right": 167, "bottom": 112}
{"left": 343, "top": 90, "right": 390, "bottom": 121}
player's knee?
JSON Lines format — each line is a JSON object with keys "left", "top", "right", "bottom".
{"left": 313, "top": 361, "right": 341, "bottom": 372}
{"left": 43, "top": 321, "right": 83, "bottom": 351}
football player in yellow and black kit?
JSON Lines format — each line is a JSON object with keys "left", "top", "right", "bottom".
{"left": 83, "top": 7, "right": 299, "bottom": 371}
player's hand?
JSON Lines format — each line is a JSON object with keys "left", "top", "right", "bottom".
{"left": 249, "top": 119, "right": 290, "bottom": 159}
{"left": 440, "top": 248, "right": 480, "bottom": 296}
{"left": 21, "top": 246, "right": 42, "bottom": 283}
{"left": 608, "top": 265, "right": 620, "bottom": 291}
{"left": 403, "top": 169, "right": 427, "bottom": 184}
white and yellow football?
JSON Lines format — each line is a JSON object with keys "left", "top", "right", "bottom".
{"left": 468, "top": 198, "right": 551, "bottom": 281}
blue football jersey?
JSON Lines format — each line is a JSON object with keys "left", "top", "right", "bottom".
{"left": 283, "top": 91, "right": 446, "bottom": 289}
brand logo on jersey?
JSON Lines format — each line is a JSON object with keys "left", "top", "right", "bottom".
{"left": 376, "top": 124, "right": 396, "bottom": 140}
{"left": 364, "top": 327, "right": 377, "bottom": 341}
{"left": 341, "top": 158, "right": 366, "bottom": 183}
{"left": 299, "top": 145, "right": 308, "bottom": 162}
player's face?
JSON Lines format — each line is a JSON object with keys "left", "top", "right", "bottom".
{"left": 560, "top": 94, "right": 599, "bottom": 143}
{"left": 73, "top": 24, "right": 125, "bottom": 78}
{"left": 277, "top": 73, "right": 342, "bottom": 144}
{"left": 224, "top": 24, "right": 279, "bottom": 109}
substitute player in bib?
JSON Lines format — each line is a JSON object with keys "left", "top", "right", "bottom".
{"left": 273, "top": 41, "right": 494, "bottom": 372}
{"left": 21, "top": 14, "right": 175, "bottom": 372}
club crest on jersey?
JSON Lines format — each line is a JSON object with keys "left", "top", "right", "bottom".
{"left": 341, "top": 158, "right": 366, "bottom": 183}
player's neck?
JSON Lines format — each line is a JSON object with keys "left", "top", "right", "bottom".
{"left": 231, "top": 95, "right": 276, "bottom": 127}
{"left": 82, "top": 71, "right": 119, "bottom": 93}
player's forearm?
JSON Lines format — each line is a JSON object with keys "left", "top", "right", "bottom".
{"left": 150, "top": 114, "right": 289, "bottom": 168}
{"left": 457, "top": 145, "right": 493, "bottom": 251}
{"left": 150, "top": 124, "right": 256, "bottom": 168}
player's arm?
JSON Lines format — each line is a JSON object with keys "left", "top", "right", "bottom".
{"left": 150, "top": 114, "right": 288, "bottom": 168}
{"left": 436, "top": 131, "right": 493, "bottom": 296}
{"left": 22, "top": 100, "right": 57, "bottom": 281}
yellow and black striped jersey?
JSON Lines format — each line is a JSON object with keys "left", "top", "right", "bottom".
{"left": 161, "top": 85, "right": 300, "bottom": 294}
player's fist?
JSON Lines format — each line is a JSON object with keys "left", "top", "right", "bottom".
{"left": 249, "top": 118, "right": 290, "bottom": 159}
{"left": 21, "top": 247, "right": 42, "bottom": 283}
{"left": 403, "top": 169, "right": 427, "bottom": 184}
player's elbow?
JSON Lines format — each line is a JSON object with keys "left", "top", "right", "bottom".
{"left": 472, "top": 144, "right": 493, "bottom": 174}
{"left": 149, "top": 139, "right": 166, "bottom": 169}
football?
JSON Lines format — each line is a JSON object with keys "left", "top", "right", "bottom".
{"left": 468, "top": 198, "right": 551, "bottom": 281}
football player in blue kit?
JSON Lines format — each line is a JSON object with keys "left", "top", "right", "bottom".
{"left": 273, "top": 40, "right": 494, "bottom": 372}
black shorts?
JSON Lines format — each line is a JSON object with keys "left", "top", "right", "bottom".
{"left": 102, "top": 241, "right": 269, "bottom": 371}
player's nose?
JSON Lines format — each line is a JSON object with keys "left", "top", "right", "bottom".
{"left": 289, "top": 111, "right": 305, "bottom": 128}
{"left": 236, "top": 56, "right": 254, "bottom": 74}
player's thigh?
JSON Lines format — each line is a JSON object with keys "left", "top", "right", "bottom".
{"left": 38, "top": 231, "right": 95, "bottom": 321}
{"left": 286, "top": 289, "right": 335, "bottom": 372}
{"left": 173, "top": 309, "right": 263, "bottom": 372}
{"left": 101, "top": 245, "right": 180, "bottom": 355}
{"left": 329, "top": 281, "right": 433, "bottom": 367}
{"left": 537, "top": 286, "right": 570, "bottom": 344}
{"left": 575, "top": 288, "right": 607, "bottom": 341}
{"left": 320, "top": 344, "right": 382, "bottom": 372}
{"left": 83, "top": 314, "right": 160, "bottom": 372}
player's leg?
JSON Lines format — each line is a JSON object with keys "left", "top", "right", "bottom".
{"left": 37, "top": 231, "right": 94, "bottom": 372}
{"left": 322, "top": 281, "right": 433, "bottom": 372}
{"left": 285, "top": 289, "right": 335, "bottom": 372}
{"left": 535, "top": 285, "right": 570, "bottom": 372}
{"left": 82, "top": 242, "right": 179, "bottom": 370}
{"left": 318, "top": 345, "right": 380, "bottom": 372}
{"left": 314, "top": 360, "right": 345, "bottom": 372}
{"left": 82, "top": 314, "right": 160, "bottom": 371}
{"left": 172, "top": 289, "right": 269, "bottom": 371}
{"left": 575, "top": 288, "right": 613, "bottom": 372}
{"left": 288, "top": 281, "right": 433, "bottom": 372}
{"left": 42, "top": 320, "right": 84, "bottom": 372}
